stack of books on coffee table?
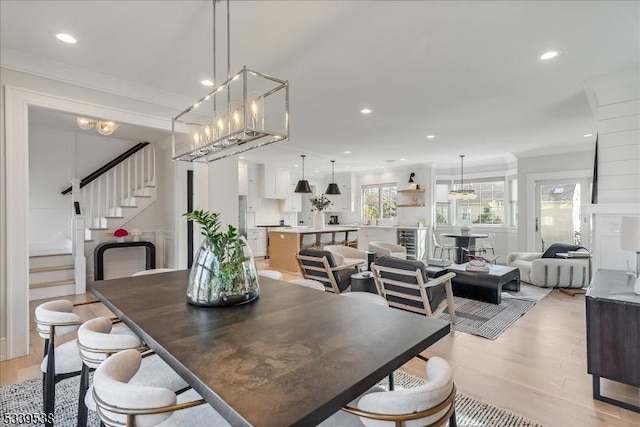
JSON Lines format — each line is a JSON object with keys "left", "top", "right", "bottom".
{"left": 428, "top": 258, "right": 451, "bottom": 267}
{"left": 466, "top": 260, "right": 490, "bottom": 272}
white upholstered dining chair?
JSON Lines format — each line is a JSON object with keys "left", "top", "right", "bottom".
{"left": 35, "top": 300, "right": 83, "bottom": 423}
{"left": 92, "top": 349, "right": 230, "bottom": 427}
{"left": 77, "top": 317, "right": 190, "bottom": 427}
{"left": 258, "top": 269, "right": 283, "bottom": 280}
{"left": 289, "top": 278, "right": 326, "bottom": 291}
{"left": 132, "top": 268, "right": 177, "bottom": 276}
{"left": 319, "top": 356, "right": 457, "bottom": 427}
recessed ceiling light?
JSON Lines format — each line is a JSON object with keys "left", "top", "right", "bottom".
{"left": 426, "top": 135, "right": 436, "bottom": 139}
{"left": 55, "top": 33, "right": 77, "bottom": 44}
{"left": 201, "top": 79, "right": 214, "bottom": 87}
{"left": 294, "top": 164, "right": 299, "bottom": 168}
{"left": 540, "top": 51, "right": 559, "bottom": 60}
{"left": 315, "top": 170, "right": 320, "bottom": 173}
{"left": 344, "top": 150, "right": 351, "bottom": 154}
{"left": 239, "top": 156, "right": 245, "bottom": 159}
{"left": 346, "top": 166, "right": 350, "bottom": 169}
{"left": 584, "top": 133, "right": 593, "bottom": 137}
{"left": 400, "top": 158, "right": 406, "bottom": 161}
{"left": 360, "top": 108, "right": 372, "bottom": 115}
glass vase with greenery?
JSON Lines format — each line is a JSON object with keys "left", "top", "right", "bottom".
{"left": 184, "top": 210, "right": 259, "bottom": 307}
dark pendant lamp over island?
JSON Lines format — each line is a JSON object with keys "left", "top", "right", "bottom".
{"left": 294, "top": 154, "right": 312, "bottom": 193}
{"left": 325, "top": 160, "right": 341, "bottom": 195}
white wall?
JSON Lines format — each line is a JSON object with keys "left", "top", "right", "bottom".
{"left": 329, "top": 163, "right": 433, "bottom": 226}
{"left": 29, "top": 125, "right": 139, "bottom": 248}
{"left": 583, "top": 66, "right": 640, "bottom": 271}
{"left": 1, "top": 67, "right": 183, "bottom": 359}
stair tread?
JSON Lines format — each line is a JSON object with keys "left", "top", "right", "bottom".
{"left": 30, "top": 265, "right": 74, "bottom": 273}
{"left": 29, "top": 251, "right": 72, "bottom": 258}
{"left": 132, "top": 195, "right": 152, "bottom": 198}
{"left": 30, "top": 279, "right": 75, "bottom": 289}
{"left": 120, "top": 206, "right": 139, "bottom": 208}
{"left": 89, "top": 227, "right": 109, "bottom": 230}
{"left": 105, "top": 216, "right": 124, "bottom": 219}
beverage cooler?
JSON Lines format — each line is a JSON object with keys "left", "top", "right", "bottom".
{"left": 397, "top": 228, "right": 429, "bottom": 261}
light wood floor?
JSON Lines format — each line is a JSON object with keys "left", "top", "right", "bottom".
{"left": 2, "top": 260, "right": 639, "bottom": 427}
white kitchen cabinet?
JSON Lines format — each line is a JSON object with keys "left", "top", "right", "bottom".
{"left": 247, "top": 228, "right": 267, "bottom": 258}
{"left": 238, "top": 162, "right": 248, "bottom": 196}
{"left": 326, "top": 172, "right": 355, "bottom": 213}
{"left": 247, "top": 182, "right": 261, "bottom": 212}
{"left": 262, "top": 166, "right": 289, "bottom": 199}
{"left": 357, "top": 227, "right": 398, "bottom": 251}
{"left": 281, "top": 181, "right": 302, "bottom": 213}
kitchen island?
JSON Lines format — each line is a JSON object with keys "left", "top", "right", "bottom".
{"left": 268, "top": 227, "right": 358, "bottom": 272}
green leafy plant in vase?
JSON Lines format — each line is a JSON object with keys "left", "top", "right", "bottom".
{"left": 309, "top": 194, "right": 333, "bottom": 229}
{"left": 184, "top": 209, "right": 259, "bottom": 307}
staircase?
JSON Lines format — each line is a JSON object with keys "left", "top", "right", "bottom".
{"left": 29, "top": 143, "right": 157, "bottom": 300}
{"left": 29, "top": 252, "right": 76, "bottom": 300}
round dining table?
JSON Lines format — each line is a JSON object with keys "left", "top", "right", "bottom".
{"left": 442, "top": 233, "right": 489, "bottom": 263}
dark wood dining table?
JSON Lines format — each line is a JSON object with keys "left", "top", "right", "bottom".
{"left": 442, "top": 233, "right": 489, "bottom": 263}
{"left": 89, "top": 270, "right": 450, "bottom": 427}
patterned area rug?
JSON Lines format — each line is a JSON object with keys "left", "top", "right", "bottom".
{"left": 1, "top": 371, "right": 543, "bottom": 426}
{"left": 436, "top": 284, "right": 551, "bottom": 340}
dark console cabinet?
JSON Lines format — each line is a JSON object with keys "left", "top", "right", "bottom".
{"left": 586, "top": 269, "right": 640, "bottom": 413}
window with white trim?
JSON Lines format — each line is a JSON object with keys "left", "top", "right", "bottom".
{"left": 362, "top": 183, "right": 397, "bottom": 220}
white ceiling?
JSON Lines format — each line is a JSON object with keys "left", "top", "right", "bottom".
{"left": 2, "top": 1, "right": 638, "bottom": 174}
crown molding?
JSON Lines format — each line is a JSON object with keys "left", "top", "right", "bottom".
{"left": 0, "top": 47, "right": 193, "bottom": 111}
{"left": 513, "top": 140, "right": 595, "bottom": 159}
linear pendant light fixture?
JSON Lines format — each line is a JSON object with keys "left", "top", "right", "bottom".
{"left": 325, "top": 160, "right": 341, "bottom": 195}
{"left": 448, "top": 154, "right": 477, "bottom": 200}
{"left": 294, "top": 155, "right": 312, "bottom": 193}
{"left": 172, "top": 0, "right": 289, "bottom": 163}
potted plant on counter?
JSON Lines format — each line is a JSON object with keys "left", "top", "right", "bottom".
{"left": 309, "top": 194, "right": 333, "bottom": 229}
{"left": 184, "top": 209, "right": 259, "bottom": 307}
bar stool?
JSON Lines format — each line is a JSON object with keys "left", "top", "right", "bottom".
{"left": 35, "top": 300, "right": 83, "bottom": 427}
{"left": 301, "top": 234, "right": 317, "bottom": 250}
{"left": 346, "top": 230, "right": 358, "bottom": 248}
{"left": 333, "top": 231, "right": 347, "bottom": 246}
{"left": 318, "top": 232, "right": 334, "bottom": 249}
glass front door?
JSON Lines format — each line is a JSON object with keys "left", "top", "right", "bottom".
{"left": 534, "top": 180, "right": 589, "bottom": 251}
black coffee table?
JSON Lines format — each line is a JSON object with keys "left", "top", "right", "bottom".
{"left": 426, "top": 263, "right": 520, "bottom": 304}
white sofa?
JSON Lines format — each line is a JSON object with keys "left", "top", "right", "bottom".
{"left": 508, "top": 249, "right": 591, "bottom": 288}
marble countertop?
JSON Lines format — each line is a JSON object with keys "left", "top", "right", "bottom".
{"left": 268, "top": 226, "right": 358, "bottom": 234}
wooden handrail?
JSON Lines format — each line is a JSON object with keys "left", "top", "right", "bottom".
{"left": 61, "top": 142, "right": 150, "bottom": 194}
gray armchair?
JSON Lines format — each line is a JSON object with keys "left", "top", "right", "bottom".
{"left": 296, "top": 249, "right": 358, "bottom": 293}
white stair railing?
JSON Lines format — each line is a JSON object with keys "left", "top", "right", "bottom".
{"left": 82, "top": 144, "right": 157, "bottom": 222}
{"left": 70, "top": 144, "right": 156, "bottom": 290}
